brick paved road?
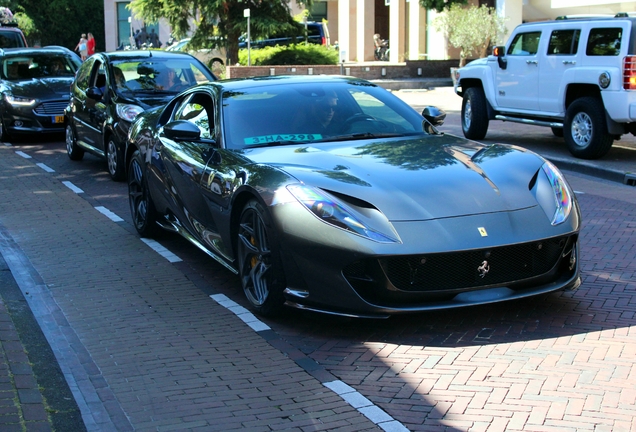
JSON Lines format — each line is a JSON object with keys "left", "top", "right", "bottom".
{"left": 0, "top": 129, "right": 635, "bottom": 432}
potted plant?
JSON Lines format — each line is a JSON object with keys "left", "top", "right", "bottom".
{"left": 433, "top": 4, "right": 507, "bottom": 82}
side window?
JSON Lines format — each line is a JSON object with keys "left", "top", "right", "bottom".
{"left": 507, "top": 31, "right": 541, "bottom": 56}
{"left": 90, "top": 61, "right": 106, "bottom": 89}
{"left": 586, "top": 27, "right": 622, "bottom": 56}
{"left": 547, "top": 29, "right": 580, "bottom": 55}
{"left": 74, "top": 58, "right": 95, "bottom": 90}
{"left": 174, "top": 93, "right": 213, "bottom": 139}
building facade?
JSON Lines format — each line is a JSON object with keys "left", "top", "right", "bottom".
{"left": 103, "top": 0, "right": 635, "bottom": 60}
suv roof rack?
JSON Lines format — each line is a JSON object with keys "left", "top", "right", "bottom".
{"left": 555, "top": 14, "right": 613, "bottom": 20}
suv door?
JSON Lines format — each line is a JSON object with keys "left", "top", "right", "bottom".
{"left": 496, "top": 30, "right": 542, "bottom": 111}
{"left": 538, "top": 28, "right": 581, "bottom": 114}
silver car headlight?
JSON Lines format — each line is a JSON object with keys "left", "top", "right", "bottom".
{"left": 534, "top": 161, "right": 573, "bottom": 225}
{"left": 116, "top": 103, "right": 144, "bottom": 122}
{"left": 286, "top": 184, "right": 400, "bottom": 243}
{"left": 4, "top": 93, "right": 36, "bottom": 106}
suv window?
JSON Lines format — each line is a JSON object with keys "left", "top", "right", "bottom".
{"left": 547, "top": 30, "right": 580, "bottom": 55}
{"left": 507, "top": 31, "right": 541, "bottom": 56}
{"left": 0, "top": 28, "right": 26, "bottom": 48}
{"left": 586, "top": 27, "right": 622, "bottom": 56}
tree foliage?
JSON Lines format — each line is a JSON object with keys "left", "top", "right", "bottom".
{"left": 419, "top": 0, "right": 467, "bottom": 13}
{"left": 4, "top": 0, "right": 105, "bottom": 51}
{"left": 130, "top": 0, "right": 310, "bottom": 65}
{"left": 432, "top": 4, "right": 507, "bottom": 67}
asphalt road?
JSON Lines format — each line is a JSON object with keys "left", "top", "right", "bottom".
{"left": 0, "top": 94, "right": 635, "bottom": 431}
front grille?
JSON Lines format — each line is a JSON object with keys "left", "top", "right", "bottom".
{"left": 344, "top": 236, "right": 572, "bottom": 293}
{"left": 34, "top": 101, "right": 68, "bottom": 116}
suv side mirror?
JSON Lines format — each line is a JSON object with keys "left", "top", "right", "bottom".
{"left": 493, "top": 46, "right": 507, "bottom": 70}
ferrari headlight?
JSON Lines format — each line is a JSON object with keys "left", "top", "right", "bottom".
{"left": 116, "top": 103, "right": 144, "bottom": 122}
{"left": 4, "top": 93, "right": 36, "bottom": 106}
{"left": 287, "top": 184, "right": 399, "bottom": 243}
{"left": 536, "top": 161, "right": 572, "bottom": 225}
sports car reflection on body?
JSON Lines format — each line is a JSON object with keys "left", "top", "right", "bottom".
{"left": 126, "top": 75, "right": 581, "bottom": 318}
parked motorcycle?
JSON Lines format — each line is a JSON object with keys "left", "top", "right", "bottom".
{"left": 373, "top": 34, "right": 389, "bottom": 61}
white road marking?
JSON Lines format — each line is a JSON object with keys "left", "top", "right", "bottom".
{"left": 95, "top": 206, "right": 123, "bottom": 222}
{"left": 62, "top": 181, "right": 84, "bottom": 193}
{"left": 210, "top": 294, "right": 271, "bottom": 332}
{"left": 324, "top": 380, "right": 409, "bottom": 431}
{"left": 140, "top": 238, "right": 182, "bottom": 262}
{"left": 209, "top": 293, "right": 408, "bottom": 431}
{"left": 36, "top": 163, "right": 55, "bottom": 173}
{"left": 15, "top": 150, "right": 31, "bottom": 159}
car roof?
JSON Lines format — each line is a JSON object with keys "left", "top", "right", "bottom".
{"left": 0, "top": 46, "right": 76, "bottom": 56}
{"left": 95, "top": 50, "right": 200, "bottom": 61}
{"left": 203, "top": 74, "right": 373, "bottom": 91}
{"left": 521, "top": 13, "right": 636, "bottom": 26}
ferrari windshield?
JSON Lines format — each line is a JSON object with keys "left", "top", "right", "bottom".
{"left": 222, "top": 81, "right": 427, "bottom": 150}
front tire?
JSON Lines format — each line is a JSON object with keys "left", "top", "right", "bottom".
{"left": 564, "top": 97, "right": 614, "bottom": 159}
{"left": 0, "top": 120, "right": 11, "bottom": 142}
{"left": 461, "top": 87, "right": 489, "bottom": 140}
{"left": 128, "top": 150, "right": 158, "bottom": 237}
{"left": 106, "top": 136, "right": 125, "bottom": 181}
{"left": 66, "top": 124, "right": 84, "bottom": 161}
{"left": 237, "top": 199, "right": 285, "bottom": 316}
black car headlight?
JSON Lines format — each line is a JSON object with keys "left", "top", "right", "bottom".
{"left": 534, "top": 161, "right": 573, "bottom": 225}
{"left": 116, "top": 103, "right": 144, "bottom": 122}
{"left": 4, "top": 93, "right": 36, "bottom": 107}
{"left": 286, "top": 184, "right": 400, "bottom": 243}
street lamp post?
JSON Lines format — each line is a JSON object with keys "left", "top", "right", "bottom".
{"left": 244, "top": 9, "right": 251, "bottom": 66}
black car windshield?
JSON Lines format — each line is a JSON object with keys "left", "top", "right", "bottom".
{"left": 1, "top": 54, "right": 79, "bottom": 80}
{"left": 222, "top": 81, "right": 427, "bottom": 150}
{"left": 111, "top": 58, "right": 214, "bottom": 95}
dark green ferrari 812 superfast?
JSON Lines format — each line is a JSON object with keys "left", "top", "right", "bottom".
{"left": 125, "top": 75, "right": 581, "bottom": 318}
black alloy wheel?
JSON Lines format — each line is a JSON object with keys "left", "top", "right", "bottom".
{"left": 127, "top": 150, "right": 158, "bottom": 237}
{"left": 237, "top": 199, "right": 285, "bottom": 316}
{"left": 66, "top": 124, "right": 84, "bottom": 161}
{"left": 106, "top": 136, "right": 125, "bottom": 181}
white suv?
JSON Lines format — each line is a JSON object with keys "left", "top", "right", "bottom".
{"left": 454, "top": 14, "right": 636, "bottom": 159}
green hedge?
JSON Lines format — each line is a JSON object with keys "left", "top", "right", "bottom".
{"left": 238, "top": 44, "right": 338, "bottom": 66}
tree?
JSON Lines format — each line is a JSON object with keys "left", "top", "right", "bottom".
{"left": 129, "top": 0, "right": 310, "bottom": 65}
{"left": 11, "top": 0, "right": 105, "bottom": 51}
{"left": 432, "top": 4, "right": 507, "bottom": 67}
{"left": 419, "top": 0, "right": 467, "bottom": 13}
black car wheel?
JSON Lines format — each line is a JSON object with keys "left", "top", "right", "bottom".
{"left": 128, "top": 150, "right": 158, "bottom": 237}
{"left": 237, "top": 199, "right": 285, "bottom": 316}
{"left": 461, "top": 87, "right": 489, "bottom": 140}
{"left": 0, "top": 120, "right": 11, "bottom": 142}
{"left": 66, "top": 124, "right": 84, "bottom": 161}
{"left": 106, "top": 136, "right": 125, "bottom": 181}
{"left": 564, "top": 97, "right": 614, "bottom": 159}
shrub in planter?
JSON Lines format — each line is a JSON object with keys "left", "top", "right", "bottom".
{"left": 238, "top": 44, "right": 338, "bottom": 66}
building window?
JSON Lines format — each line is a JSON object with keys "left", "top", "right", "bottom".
{"left": 117, "top": 2, "right": 132, "bottom": 49}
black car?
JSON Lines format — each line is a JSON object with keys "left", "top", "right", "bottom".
{"left": 65, "top": 50, "right": 216, "bottom": 181}
{"left": 125, "top": 75, "right": 580, "bottom": 318}
{"left": 238, "top": 21, "right": 330, "bottom": 49}
{"left": 0, "top": 46, "right": 80, "bottom": 141}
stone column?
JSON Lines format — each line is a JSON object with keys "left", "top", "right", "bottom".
{"left": 389, "top": 0, "right": 406, "bottom": 62}
{"left": 407, "top": 0, "right": 426, "bottom": 60}
{"left": 356, "top": 0, "right": 376, "bottom": 61}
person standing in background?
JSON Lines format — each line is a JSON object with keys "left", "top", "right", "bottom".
{"left": 75, "top": 34, "right": 88, "bottom": 61}
{"left": 87, "top": 33, "right": 95, "bottom": 56}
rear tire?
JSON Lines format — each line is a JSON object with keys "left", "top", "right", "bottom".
{"left": 462, "top": 87, "right": 489, "bottom": 140}
{"left": 237, "top": 199, "right": 285, "bottom": 317}
{"left": 128, "top": 150, "right": 158, "bottom": 237}
{"left": 66, "top": 124, "right": 84, "bottom": 161}
{"left": 564, "top": 97, "right": 614, "bottom": 159}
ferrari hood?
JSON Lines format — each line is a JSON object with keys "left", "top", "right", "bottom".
{"left": 248, "top": 136, "right": 546, "bottom": 221}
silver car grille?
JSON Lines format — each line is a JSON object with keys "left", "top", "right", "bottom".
{"left": 34, "top": 101, "right": 68, "bottom": 115}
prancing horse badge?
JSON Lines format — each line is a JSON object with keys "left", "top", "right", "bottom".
{"left": 478, "top": 227, "right": 488, "bottom": 237}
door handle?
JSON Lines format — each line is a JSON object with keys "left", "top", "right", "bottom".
{"left": 562, "top": 60, "right": 576, "bottom": 65}
{"left": 526, "top": 60, "right": 538, "bottom": 65}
